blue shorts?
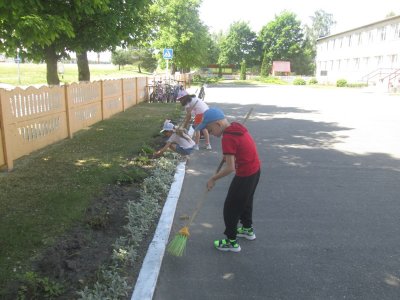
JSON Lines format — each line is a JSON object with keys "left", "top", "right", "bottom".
{"left": 176, "top": 145, "right": 194, "bottom": 155}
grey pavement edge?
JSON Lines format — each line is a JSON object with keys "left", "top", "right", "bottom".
{"left": 130, "top": 161, "right": 186, "bottom": 300}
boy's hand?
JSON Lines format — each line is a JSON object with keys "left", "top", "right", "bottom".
{"left": 207, "top": 178, "right": 216, "bottom": 191}
{"left": 153, "top": 151, "right": 161, "bottom": 158}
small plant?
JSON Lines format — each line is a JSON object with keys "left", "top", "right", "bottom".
{"left": 336, "top": 79, "right": 347, "bottom": 87}
{"left": 140, "top": 144, "right": 154, "bottom": 156}
{"left": 17, "top": 272, "right": 64, "bottom": 300}
{"left": 86, "top": 209, "right": 110, "bottom": 230}
{"left": 308, "top": 78, "right": 318, "bottom": 85}
{"left": 115, "top": 167, "right": 147, "bottom": 185}
{"left": 293, "top": 77, "right": 306, "bottom": 85}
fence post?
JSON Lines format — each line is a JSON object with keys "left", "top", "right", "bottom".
{"left": 0, "top": 89, "right": 13, "bottom": 170}
{"left": 121, "top": 79, "right": 125, "bottom": 112}
{"left": 135, "top": 77, "right": 139, "bottom": 105}
{"left": 64, "top": 84, "right": 73, "bottom": 139}
{"left": 100, "top": 80, "right": 105, "bottom": 120}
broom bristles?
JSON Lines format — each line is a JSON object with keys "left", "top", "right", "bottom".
{"left": 167, "top": 226, "right": 190, "bottom": 257}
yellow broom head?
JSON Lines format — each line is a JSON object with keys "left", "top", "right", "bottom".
{"left": 167, "top": 226, "right": 190, "bottom": 257}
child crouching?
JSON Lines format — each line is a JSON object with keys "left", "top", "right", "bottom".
{"left": 154, "top": 120, "right": 196, "bottom": 157}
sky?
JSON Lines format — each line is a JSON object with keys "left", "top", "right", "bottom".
{"left": 199, "top": 0, "right": 400, "bottom": 35}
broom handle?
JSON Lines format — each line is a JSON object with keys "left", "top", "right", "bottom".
{"left": 185, "top": 107, "right": 254, "bottom": 228}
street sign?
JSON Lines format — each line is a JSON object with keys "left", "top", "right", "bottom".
{"left": 163, "top": 48, "right": 173, "bottom": 60}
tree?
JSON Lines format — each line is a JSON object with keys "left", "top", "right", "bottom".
{"left": 67, "top": 0, "right": 154, "bottom": 81}
{"left": 259, "top": 11, "right": 312, "bottom": 75}
{"left": 151, "top": 0, "right": 211, "bottom": 73}
{"left": 240, "top": 60, "right": 247, "bottom": 80}
{"left": 0, "top": 1, "right": 79, "bottom": 84}
{"left": 218, "top": 21, "right": 261, "bottom": 68}
{"left": 111, "top": 49, "right": 134, "bottom": 70}
{"left": 131, "top": 48, "right": 158, "bottom": 73}
{"left": 306, "top": 9, "right": 336, "bottom": 41}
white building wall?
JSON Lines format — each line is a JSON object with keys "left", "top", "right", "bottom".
{"left": 316, "top": 16, "right": 400, "bottom": 86}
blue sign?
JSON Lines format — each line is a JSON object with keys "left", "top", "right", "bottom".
{"left": 163, "top": 48, "right": 173, "bottom": 60}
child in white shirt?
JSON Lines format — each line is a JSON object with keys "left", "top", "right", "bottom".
{"left": 154, "top": 120, "right": 196, "bottom": 157}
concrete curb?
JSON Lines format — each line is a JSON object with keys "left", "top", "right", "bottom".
{"left": 130, "top": 161, "right": 186, "bottom": 300}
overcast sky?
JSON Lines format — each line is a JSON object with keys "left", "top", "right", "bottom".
{"left": 199, "top": 0, "right": 400, "bottom": 34}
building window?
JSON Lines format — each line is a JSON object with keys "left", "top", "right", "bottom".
{"left": 357, "top": 33, "right": 362, "bottom": 45}
{"left": 368, "top": 30, "right": 374, "bottom": 43}
{"left": 379, "top": 27, "right": 386, "bottom": 41}
{"left": 354, "top": 58, "right": 360, "bottom": 70}
{"left": 348, "top": 35, "right": 352, "bottom": 46}
{"left": 389, "top": 54, "right": 398, "bottom": 67}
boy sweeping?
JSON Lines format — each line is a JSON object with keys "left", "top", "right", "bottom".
{"left": 196, "top": 108, "right": 261, "bottom": 252}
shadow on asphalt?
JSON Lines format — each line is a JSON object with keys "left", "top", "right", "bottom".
{"left": 155, "top": 102, "right": 400, "bottom": 300}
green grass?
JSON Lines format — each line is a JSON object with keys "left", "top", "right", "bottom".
{"left": 0, "top": 63, "right": 151, "bottom": 86}
{"left": 0, "top": 102, "right": 181, "bottom": 294}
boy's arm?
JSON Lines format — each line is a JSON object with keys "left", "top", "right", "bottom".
{"left": 154, "top": 142, "right": 172, "bottom": 157}
{"left": 207, "top": 155, "right": 235, "bottom": 190}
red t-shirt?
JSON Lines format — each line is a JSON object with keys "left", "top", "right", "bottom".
{"left": 222, "top": 122, "right": 260, "bottom": 177}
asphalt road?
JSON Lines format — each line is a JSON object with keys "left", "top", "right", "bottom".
{"left": 153, "top": 85, "right": 400, "bottom": 300}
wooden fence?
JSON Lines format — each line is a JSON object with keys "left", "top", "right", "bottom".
{"left": 0, "top": 76, "right": 166, "bottom": 171}
{"left": 0, "top": 73, "right": 192, "bottom": 171}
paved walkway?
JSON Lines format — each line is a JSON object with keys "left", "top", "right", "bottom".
{"left": 136, "top": 86, "right": 400, "bottom": 300}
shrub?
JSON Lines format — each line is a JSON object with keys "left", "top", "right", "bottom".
{"left": 293, "top": 78, "right": 306, "bottom": 85}
{"left": 336, "top": 79, "right": 347, "bottom": 87}
{"left": 308, "top": 78, "right": 318, "bottom": 85}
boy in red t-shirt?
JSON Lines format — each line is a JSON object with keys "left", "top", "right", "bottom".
{"left": 196, "top": 108, "right": 261, "bottom": 252}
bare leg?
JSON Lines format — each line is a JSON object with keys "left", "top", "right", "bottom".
{"left": 202, "top": 129, "right": 210, "bottom": 146}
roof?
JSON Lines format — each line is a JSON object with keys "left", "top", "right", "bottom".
{"left": 317, "top": 15, "right": 400, "bottom": 42}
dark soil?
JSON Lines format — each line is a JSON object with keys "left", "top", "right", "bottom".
{"left": 4, "top": 137, "right": 168, "bottom": 299}
{"left": 6, "top": 182, "right": 158, "bottom": 300}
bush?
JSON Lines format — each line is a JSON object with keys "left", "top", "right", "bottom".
{"left": 308, "top": 78, "right": 318, "bottom": 85}
{"left": 336, "top": 79, "right": 347, "bottom": 87}
{"left": 293, "top": 78, "right": 306, "bottom": 85}
{"left": 346, "top": 83, "right": 368, "bottom": 88}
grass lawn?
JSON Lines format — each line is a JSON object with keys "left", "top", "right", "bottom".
{"left": 0, "top": 62, "right": 151, "bottom": 86}
{"left": 0, "top": 102, "right": 181, "bottom": 295}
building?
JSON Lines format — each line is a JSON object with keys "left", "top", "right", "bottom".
{"left": 316, "top": 15, "right": 400, "bottom": 90}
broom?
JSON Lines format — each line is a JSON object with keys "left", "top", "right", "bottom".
{"left": 167, "top": 107, "right": 254, "bottom": 256}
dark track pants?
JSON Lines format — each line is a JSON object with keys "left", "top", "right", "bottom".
{"left": 223, "top": 169, "right": 261, "bottom": 240}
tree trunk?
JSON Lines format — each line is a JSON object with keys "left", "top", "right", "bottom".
{"left": 77, "top": 51, "right": 90, "bottom": 81}
{"left": 44, "top": 46, "right": 60, "bottom": 85}
{"left": 138, "top": 63, "right": 141, "bottom": 73}
{"left": 171, "top": 63, "right": 176, "bottom": 75}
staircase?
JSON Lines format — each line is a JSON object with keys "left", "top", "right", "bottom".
{"left": 362, "top": 68, "right": 400, "bottom": 92}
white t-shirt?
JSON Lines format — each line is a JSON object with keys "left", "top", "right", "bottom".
{"left": 185, "top": 97, "right": 209, "bottom": 115}
{"left": 167, "top": 132, "right": 195, "bottom": 149}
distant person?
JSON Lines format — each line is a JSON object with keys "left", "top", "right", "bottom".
{"left": 177, "top": 91, "right": 211, "bottom": 150}
{"left": 154, "top": 120, "right": 196, "bottom": 157}
{"left": 195, "top": 108, "right": 261, "bottom": 252}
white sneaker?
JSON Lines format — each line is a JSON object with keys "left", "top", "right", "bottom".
{"left": 193, "top": 145, "right": 199, "bottom": 150}
{"left": 205, "top": 144, "right": 212, "bottom": 150}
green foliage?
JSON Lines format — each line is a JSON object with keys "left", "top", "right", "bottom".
{"left": 111, "top": 49, "right": 135, "bottom": 69}
{"left": 218, "top": 21, "right": 261, "bottom": 68}
{"left": 346, "top": 83, "right": 368, "bottom": 88}
{"left": 151, "top": 0, "right": 211, "bottom": 71}
{"left": 256, "top": 76, "right": 287, "bottom": 85}
{"left": 259, "top": 11, "right": 314, "bottom": 75}
{"left": 17, "top": 272, "right": 64, "bottom": 300}
{"left": 0, "top": 103, "right": 180, "bottom": 293}
{"left": 78, "top": 156, "right": 180, "bottom": 299}
{"left": 240, "top": 60, "right": 247, "bottom": 80}
{"left": 306, "top": 9, "right": 336, "bottom": 41}
{"left": 192, "top": 74, "right": 221, "bottom": 85}
{"left": 293, "top": 77, "right": 306, "bottom": 85}
{"left": 336, "top": 79, "right": 347, "bottom": 87}
{"left": 308, "top": 78, "right": 318, "bottom": 85}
